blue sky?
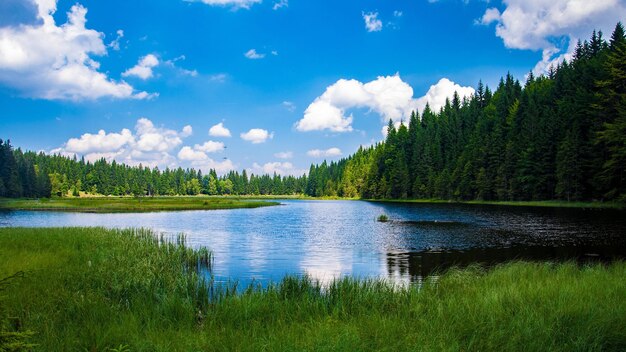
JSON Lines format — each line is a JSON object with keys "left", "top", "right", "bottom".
{"left": 1, "top": 0, "right": 624, "bottom": 175}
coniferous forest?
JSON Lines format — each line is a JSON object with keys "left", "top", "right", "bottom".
{"left": 1, "top": 24, "right": 625, "bottom": 202}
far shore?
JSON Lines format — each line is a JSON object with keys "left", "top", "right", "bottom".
{"left": 0, "top": 195, "right": 622, "bottom": 212}
{"left": 0, "top": 196, "right": 279, "bottom": 213}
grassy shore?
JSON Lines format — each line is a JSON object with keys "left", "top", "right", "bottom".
{"left": 0, "top": 196, "right": 279, "bottom": 213}
{"left": 1, "top": 227, "right": 624, "bottom": 351}
{"left": 240, "top": 195, "right": 624, "bottom": 209}
{"left": 368, "top": 198, "right": 625, "bottom": 209}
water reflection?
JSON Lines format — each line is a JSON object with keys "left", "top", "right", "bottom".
{"left": 385, "top": 244, "right": 626, "bottom": 282}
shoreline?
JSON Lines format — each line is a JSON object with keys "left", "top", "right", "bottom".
{"left": 0, "top": 196, "right": 279, "bottom": 213}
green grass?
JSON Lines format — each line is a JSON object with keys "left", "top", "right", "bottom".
{"left": 0, "top": 196, "right": 279, "bottom": 213}
{"left": 369, "top": 198, "right": 625, "bottom": 209}
{"left": 1, "top": 227, "right": 625, "bottom": 351}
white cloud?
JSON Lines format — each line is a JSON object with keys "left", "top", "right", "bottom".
{"left": 244, "top": 49, "right": 265, "bottom": 59}
{"left": 209, "top": 122, "right": 232, "bottom": 137}
{"left": 381, "top": 121, "right": 403, "bottom": 138}
{"left": 51, "top": 118, "right": 192, "bottom": 168}
{"left": 0, "top": 0, "right": 151, "bottom": 100}
{"left": 477, "top": 7, "right": 500, "bottom": 25}
{"left": 181, "top": 125, "right": 193, "bottom": 137}
{"left": 271, "top": 50, "right": 279, "bottom": 56}
{"left": 414, "top": 78, "right": 475, "bottom": 113}
{"left": 250, "top": 161, "right": 306, "bottom": 176}
{"left": 282, "top": 101, "right": 296, "bottom": 112}
{"left": 202, "top": 158, "right": 235, "bottom": 174}
{"left": 274, "top": 151, "right": 293, "bottom": 159}
{"left": 163, "top": 55, "right": 198, "bottom": 77}
{"left": 307, "top": 148, "right": 342, "bottom": 158}
{"left": 479, "top": 0, "right": 626, "bottom": 74}
{"left": 64, "top": 129, "right": 134, "bottom": 154}
{"left": 190, "top": 0, "right": 262, "bottom": 9}
{"left": 107, "top": 29, "right": 124, "bottom": 51}
{"left": 194, "top": 140, "right": 225, "bottom": 153}
{"left": 178, "top": 146, "right": 208, "bottom": 161}
{"left": 241, "top": 128, "right": 273, "bottom": 144}
{"left": 122, "top": 54, "right": 159, "bottom": 80}
{"left": 362, "top": 11, "right": 383, "bottom": 32}
{"left": 296, "top": 75, "right": 474, "bottom": 133}
{"left": 273, "top": 0, "right": 288, "bottom": 10}
{"left": 178, "top": 144, "right": 233, "bottom": 174}
{"left": 393, "top": 10, "right": 403, "bottom": 17}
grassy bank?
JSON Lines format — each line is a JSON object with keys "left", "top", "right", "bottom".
{"left": 1, "top": 228, "right": 625, "bottom": 351}
{"left": 0, "top": 196, "right": 279, "bottom": 213}
{"left": 368, "top": 198, "right": 625, "bottom": 209}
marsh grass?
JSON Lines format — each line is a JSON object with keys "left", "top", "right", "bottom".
{"left": 377, "top": 214, "right": 389, "bottom": 222}
{"left": 0, "top": 227, "right": 625, "bottom": 351}
{"left": 0, "top": 196, "right": 279, "bottom": 213}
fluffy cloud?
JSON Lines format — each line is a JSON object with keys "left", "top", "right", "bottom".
{"left": 64, "top": 129, "right": 134, "bottom": 154}
{"left": 201, "top": 158, "right": 235, "bottom": 174}
{"left": 241, "top": 128, "right": 273, "bottom": 144}
{"left": 51, "top": 118, "right": 191, "bottom": 168}
{"left": 178, "top": 146, "right": 208, "bottom": 161}
{"left": 190, "top": 0, "right": 262, "bottom": 9}
{"left": 250, "top": 162, "right": 306, "bottom": 176}
{"left": 273, "top": 0, "right": 288, "bottom": 10}
{"left": 274, "top": 151, "right": 293, "bottom": 159}
{"left": 194, "top": 140, "right": 225, "bottom": 153}
{"left": 244, "top": 49, "right": 265, "bottom": 59}
{"left": 414, "top": 78, "right": 475, "bottom": 114}
{"left": 477, "top": 8, "right": 500, "bottom": 25}
{"left": 176, "top": 140, "right": 224, "bottom": 163}
{"left": 209, "top": 122, "right": 232, "bottom": 137}
{"left": 178, "top": 146, "right": 234, "bottom": 174}
{"left": 307, "top": 148, "right": 342, "bottom": 158}
{"left": 479, "top": 0, "right": 626, "bottom": 74}
{"left": 181, "top": 125, "right": 193, "bottom": 137}
{"left": 295, "top": 75, "right": 474, "bottom": 133}
{"left": 362, "top": 12, "right": 383, "bottom": 32}
{"left": 122, "top": 54, "right": 159, "bottom": 80}
{"left": 0, "top": 0, "right": 151, "bottom": 100}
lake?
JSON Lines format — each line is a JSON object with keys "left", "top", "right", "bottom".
{"left": 1, "top": 200, "right": 625, "bottom": 286}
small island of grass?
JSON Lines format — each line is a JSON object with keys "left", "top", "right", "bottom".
{"left": 0, "top": 196, "right": 279, "bottom": 213}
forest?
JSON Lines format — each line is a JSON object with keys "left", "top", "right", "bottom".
{"left": 0, "top": 24, "right": 624, "bottom": 202}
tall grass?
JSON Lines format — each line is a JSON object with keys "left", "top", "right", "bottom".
{"left": 1, "top": 227, "right": 625, "bottom": 351}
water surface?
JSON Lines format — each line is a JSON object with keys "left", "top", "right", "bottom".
{"left": 1, "top": 200, "right": 624, "bottom": 286}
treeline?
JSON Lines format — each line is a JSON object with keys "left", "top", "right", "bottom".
{"left": 1, "top": 25, "right": 624, "bottom": 201}
{"left": 306, "top": 24, "right": 626, "bottom": 202}
{"left": 0, "top": 141, "right": 307, "bottom": 197}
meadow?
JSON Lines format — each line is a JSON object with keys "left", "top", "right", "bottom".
{"left": 1, "top": 227, "right": 624, "bottom": 351}
{"left": 0, "top": 196, "right": 279, "bottom": 213}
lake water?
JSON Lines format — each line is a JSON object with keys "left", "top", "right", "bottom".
{"left": 1, "top": 200, "right": 625, "bottom": 286}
